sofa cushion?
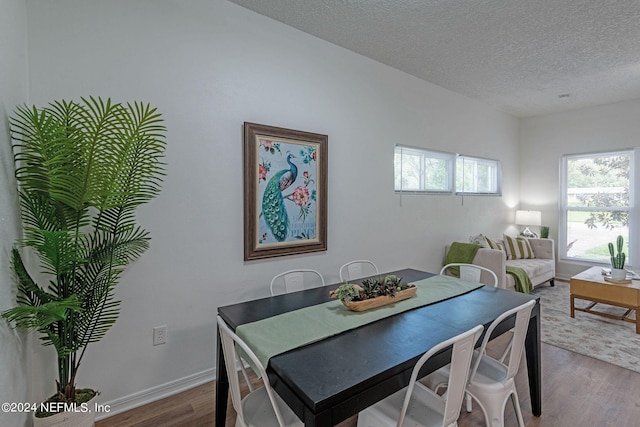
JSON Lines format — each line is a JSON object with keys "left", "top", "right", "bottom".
{"left": 503, "top": 234, "right": 535, "bottom": 260}
{"left": 506, "top": 258, "right": 554, "bottom": 278}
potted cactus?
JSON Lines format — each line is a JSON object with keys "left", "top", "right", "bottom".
{"left": 608, "top": 235, "right": 627, "bottom": 280}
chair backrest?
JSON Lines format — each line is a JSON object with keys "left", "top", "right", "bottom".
{"left": 440, "top": 263, "right": 498, "bottom": 287}
{"left": 339, "top": 260, "right": 379, "bottom": 282}
{"left": 217, "top": 315, "right": 288, "bottom": 426}
{"left": 270, "top": 269, "right": 325, "bottom": 296}
{"left": 397, "top": 325, "right": 484, "bottom": 427}
{"left": 469, "top": 299, "right": 536, "bottom": 384}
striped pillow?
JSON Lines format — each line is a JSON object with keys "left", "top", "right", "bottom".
{"left": 484, "top": 236, "right": 504, "bottom": 252}
{"left": 503, "top": 234, "right": 535, "bottom": 260}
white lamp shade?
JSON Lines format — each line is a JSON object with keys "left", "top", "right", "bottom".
{"left": 515, "top": 210, "right": 541, "bottom": 226}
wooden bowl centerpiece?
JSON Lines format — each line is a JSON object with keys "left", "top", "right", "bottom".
{"left": 329, "top": 275, "right": 417, "bottom": 311}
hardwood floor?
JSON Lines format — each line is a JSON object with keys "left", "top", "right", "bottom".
{"left": 96, "top": 337, "right": 640, "bottom": 426}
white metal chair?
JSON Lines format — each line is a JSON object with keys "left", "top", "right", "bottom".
{"left": 217, "top": 315, "right": 304, "bottom": 427}
{"left": 339, "top": 260, "right": 379, "bottom": 282}
{"left": 357, "top": 324, "right": 484, "bottom": 427}
{"left": 269, "top": 269, "right": 325, "bottom": 296}
{"left": 440, "top": 262, "right": 506, "bottom": 412}
{"left": 440, "top": 263, "right": 498, "bottom": 287}
{"left": 424, "top": 300, "right": 536, "bottom": 427}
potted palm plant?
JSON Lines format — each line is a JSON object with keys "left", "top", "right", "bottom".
{"left": 1, "top": 97, "right": 166, "bottom": 426}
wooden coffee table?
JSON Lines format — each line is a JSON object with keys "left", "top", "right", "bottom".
{"left": 570, "top": 266, "right": 640, "bottom": 334}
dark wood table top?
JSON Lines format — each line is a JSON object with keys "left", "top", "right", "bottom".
{"left": 216, "top": 268, "right": 541, "bottom": 426}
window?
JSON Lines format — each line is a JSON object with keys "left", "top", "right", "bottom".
{"left": 560, "top": 150, "right": 635, "bottom": 265}
{"left": 394, "top": 146, "right": 454, "bottom": 193}
{"left": 456, "top": 155, "right": 502, "bottom": 195}
{"left": 394, "top": 145, "right": 501, "bottom": 195}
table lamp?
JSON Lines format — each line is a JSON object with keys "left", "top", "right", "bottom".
{"left": 515, "top": 210, "right": 541, "bottom": 237}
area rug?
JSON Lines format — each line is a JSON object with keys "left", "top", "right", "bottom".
{"left": 532, "top": 280, "right": 640, "bottom": 373}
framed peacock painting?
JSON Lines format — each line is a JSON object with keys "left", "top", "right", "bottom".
{"left": 243, "top": 122, "right": 328, "bottom": 260}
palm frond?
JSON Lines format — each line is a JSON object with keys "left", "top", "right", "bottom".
{"left": 22, "top": 229, "right": 88, "bottom": 279}
{"left": 13, "top": 101, "right": 89, "bottom": 211}
{"left": 2, "top": 295, "right": 81, "bottom": 331}
{"left": 19, "top": 190, "right": 79, "bottom": 232}
{"left": 94, "top": 100, "right": 166, "bottom": 211}
{"left": 88, "top": 226, "right": 150, "bottom": 266}
{"left": 11, "top": 248, "right": 55, "bottom": 307}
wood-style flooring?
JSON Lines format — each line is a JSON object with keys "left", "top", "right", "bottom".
{"left": 96, "top": 333, "right": 640, "bottom": 426}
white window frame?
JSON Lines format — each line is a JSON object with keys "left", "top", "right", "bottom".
{"left": 456, "top": 155, "right": 502, "bottom": 196}
{"left": 394, "top": 145, "right": 501, "bottom": 196}
{"left": 559, "top": 149, "right": 637, "bottom": 267}
{"left": 394, "top": 145, "right": 455, "bottom": 193}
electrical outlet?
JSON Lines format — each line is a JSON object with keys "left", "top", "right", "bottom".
{"left": 153, "top": 325, "right": 167, "bottom": 346}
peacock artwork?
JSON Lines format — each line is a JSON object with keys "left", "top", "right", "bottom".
{"left": 258, "top": 137, "right": 319, "bottom": 244}
{"left": 244, "top": 122, "right": 327, "bottom": 260}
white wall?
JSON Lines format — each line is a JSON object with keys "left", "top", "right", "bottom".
{"left": 0, "top": 1, "right": 29, "bottom": 426}
{"left": 23, "top": 0, "right": 520, "bottom": 415}
{"left": 520, "top": 98, "right": 640, "bottom": 279}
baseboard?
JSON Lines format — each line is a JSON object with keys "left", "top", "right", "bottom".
{"left": 95, "top": 367, "right": 216, "bottom": 421}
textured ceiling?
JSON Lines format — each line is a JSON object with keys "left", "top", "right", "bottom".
{"left": 228, "top": 0, "right": 640, "bottom": 117}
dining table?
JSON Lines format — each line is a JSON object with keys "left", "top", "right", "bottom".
{"left": 216, "top": 268, "right": 541, "bottom": 427}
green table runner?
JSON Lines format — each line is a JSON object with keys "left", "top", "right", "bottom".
{"left": 236, "top": 275, "right": 483, "bottom": 369}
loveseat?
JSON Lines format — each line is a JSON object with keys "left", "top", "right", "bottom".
{"left": 445, "top": 237, "right": 555, "bottom": 292}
